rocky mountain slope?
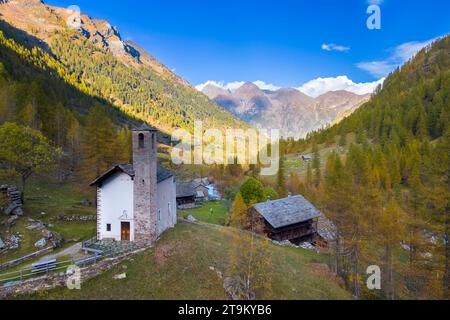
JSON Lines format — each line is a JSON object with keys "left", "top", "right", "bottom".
{"left": 203, "top": 83, "right": 371, "bottom": 139}
{"left": 0, "top": 0, "right": 245, "bottom": 132}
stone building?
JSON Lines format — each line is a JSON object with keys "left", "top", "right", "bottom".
{"left": 91, "top": 124, "right": 177, "bottom": 245}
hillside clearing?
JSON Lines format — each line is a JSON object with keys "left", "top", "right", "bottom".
{"left": 21, "top": 221, "right": 350, "bottom": 300}
{"left": 180, "top": 201, "right": 229, "bottom": 226}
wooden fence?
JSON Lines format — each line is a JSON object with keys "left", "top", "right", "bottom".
{"left": 0, "top": 245, "right": 112, "bottom": 287}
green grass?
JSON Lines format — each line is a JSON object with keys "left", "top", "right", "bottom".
{"left": 181, "top": 201, "right": 229, "bottom": 226}
{"left": 285, "top": 135, "right": 358, "bottom": 180}
{"left": 19, "top": 221, "right": 350, "bottom": 300}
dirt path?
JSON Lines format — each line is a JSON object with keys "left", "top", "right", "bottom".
{"left": 37, "top": 242, "right": 84, "bottom": 262}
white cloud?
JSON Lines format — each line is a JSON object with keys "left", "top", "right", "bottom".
{"left": 321, "top": 43, "right": 350, "bottom": 52}
{"left": 297, "top": 76, "right": 385, "bottom": 98}
{"left": 357, "top": 38, "right": 437, "bottom": 78}
{"left": 195, "top": 80, "right": 280, "bottom": 92}
{"left": 252, "top": 80, "right": 281, "bottom": 91}
{"left": 197, "top": 76, "right": 383, "bottom": 98}
{"left": 195, "top": 80, "right": 226, "bottom": 91}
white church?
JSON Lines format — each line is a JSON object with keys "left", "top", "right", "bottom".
{"left": 91, "top": 124, "right": 177, "bottom": 245}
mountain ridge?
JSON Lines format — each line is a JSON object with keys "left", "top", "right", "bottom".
{"left": 202, "top": 82, "right": 371, "bottom": 138}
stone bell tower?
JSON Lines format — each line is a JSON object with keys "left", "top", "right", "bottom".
{"left": 132, "top": 123, "right": 158, "bottom": 245}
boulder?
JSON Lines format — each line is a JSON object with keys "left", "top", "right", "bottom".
{"left": 6, "top": 234, "right": 20, "bottom": 249}
{"left": 80, "top": 198, "right": 93, "bottom": 207}
{"left": 0, "top": 237, "right": 5, "bottom": 250}
{"left": 26, "top": 221, "right": 44, "bottom": 230}
{"left": 2, "top": 215, "right": 19, "bottom": 227}
{"left": 34, "top": 238, "right": 47, "bottom": 248}
{"left": 4, "top": 203, "right": 19, "bottom": 215}
{"left": 12, "top": 206, "right": 23, "bottom": 216}
{"left": 113, "top": 273, "right": 127, "bottom": 280}
{"left": 186, "top": 215, "right": 197, "bottom": 223}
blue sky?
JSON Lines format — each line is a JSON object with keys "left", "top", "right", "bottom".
{"left": 47, "top": 0, "right": 450, "bottom": 96}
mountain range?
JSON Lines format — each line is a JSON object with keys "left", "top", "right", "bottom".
{"left": 201, "top": 82, "right": 371, "bottom": 139}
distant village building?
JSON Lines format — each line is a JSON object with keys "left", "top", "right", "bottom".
{"left": 249, "top": 195, "right": 336, "bottom": 246}
{"left": 302, "top": 155, "right": 313, "bottom": 162}
{"left": 91, "top": 124, "right": 177, "bottom": 245}
{"left": 176, "top": 181, "right": 210, "bottom": 207}
{"left": 176, "top": 183, "right": 196, "bottom": 207}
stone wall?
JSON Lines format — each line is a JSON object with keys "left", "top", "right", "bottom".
{"left": 0, "top": 248, "right": 146, "bottom": 299}
{"left": 58, "top": 215, "right": 97, "bottom": 222}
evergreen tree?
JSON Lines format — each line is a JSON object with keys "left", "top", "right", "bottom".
{"left": 312, "top": 144, "right": 321, "bottom": 187}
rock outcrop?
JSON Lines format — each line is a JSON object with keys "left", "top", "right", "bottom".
{"left": 0, "top": 185, "right": 23, "bottom": 216}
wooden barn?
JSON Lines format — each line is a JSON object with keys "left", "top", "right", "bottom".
{"left": 249, "top": 195, "right": 325, "bottom": 245}
{"left": 176, "top": 182, "right": 196, "bottom": 206}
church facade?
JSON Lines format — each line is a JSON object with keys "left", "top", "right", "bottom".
{"left": 91, "top": 124, "right": 177, "bottom": 245}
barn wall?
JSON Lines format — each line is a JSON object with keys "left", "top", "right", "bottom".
{"left": 156, "top": 177, "right": 177, "bottom": 237}
{"left": 98, "top": 172, "right": 134, "bottom": 241}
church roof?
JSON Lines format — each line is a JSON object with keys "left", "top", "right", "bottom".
{"left": 90, "top": 164, "right": 173, "bottom": 186}
{"left": 252, "top": 195, "right": 320, "bottom": 229}
{"left": 132, "top": 123, "right": 158, "bottom": 132}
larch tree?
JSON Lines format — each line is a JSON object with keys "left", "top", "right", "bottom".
{"left": 79, "top": 105, "right": 126, "bottom": 181}
{"left": 376, "top": 199, "right": 407, "bottom": 300}
{"left": 229, "top": 192, "right": 248, "bottom": 228}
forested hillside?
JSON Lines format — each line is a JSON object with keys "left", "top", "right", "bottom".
{"left": 0, "top": 22, "right": 135, "bottom": 183}
{"left": 0, "top": 0, "right": 245, "bottom": 133}
{"left": 0, "top": 5, "right": 244, "bottom": 184}
{"left": 285, "top": 35, "right": 450, "bottom": 299}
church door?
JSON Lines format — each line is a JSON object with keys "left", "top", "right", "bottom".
{"left": 121, "top": 222, "right": 130, "bottom": 241}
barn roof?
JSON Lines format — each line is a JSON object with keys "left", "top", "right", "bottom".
{"left": 90, "top": 164, "right": 173, "bottom": 186}
{"left": 176, "top": 182, "right": 196, "bottom": 198}
{"left": 253, "top": 195, "right": 320, "bottom": 229}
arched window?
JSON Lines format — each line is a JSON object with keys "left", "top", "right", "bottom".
{"left": 138, "top": 133, "right": 145, "bottom": 148}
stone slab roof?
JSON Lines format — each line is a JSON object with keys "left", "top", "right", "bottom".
{"left": 253, "top": 195, "right": 320, "bottom": 229}
{"left": 132, "top": 123, "right": 158, "bottom": 131}
{"left": 90, "top": 164, "right": 173, "bottom": 186}
{"left": 317, "top": 212, "right": 337, "bottom": 242}
{"left": 176, "top": 182, "right": 196, "bottom": 198}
